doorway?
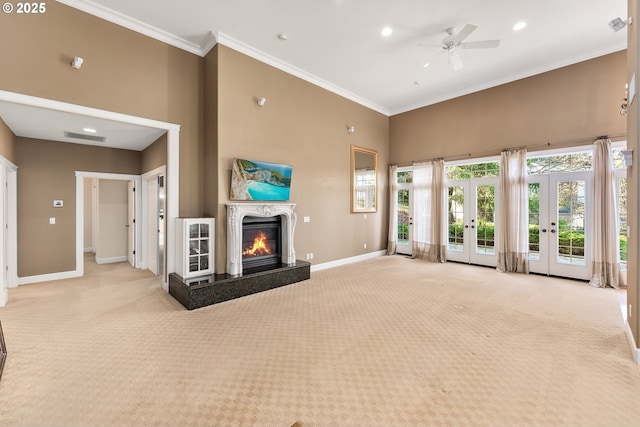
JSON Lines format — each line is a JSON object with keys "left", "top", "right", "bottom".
{"left": 528, "top": 172, "right": 591, "bottom": 280}
{"left": 142, "top": 166, "right": 166, "bottom": 277}
{"left": 0, "top": 157, "right": 18, "bottom": 307}
{"left": 446, "top": 177, "right": 499, "bottom": 267}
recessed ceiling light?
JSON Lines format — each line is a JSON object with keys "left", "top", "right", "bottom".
{"left": 381, "top": 27, "right": 393, "bottom": 37}
{"left": 414, "top": 81, "right": 422, "bottom": 86}
{"left": 277, "top": 33, "right": 288, "bottom": 40}
{"left": 513, "top": 21, "right": 527, "bottom": 31}
{"left": 423, "top": 63, "right": 430, "bottom": 68}
{"left": 83, "top": 128, "right": 97, "bottom": 133}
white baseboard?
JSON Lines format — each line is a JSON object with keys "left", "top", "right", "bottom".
{"left": 95, "top": 256, "right": 128, "bottom": 265}
{"left": 18, "top": 270, "right": 82, "bottom": 286}
{"left": 310, "top": 250, "right": 386, "bottom": 273}
{"left": 625, "top": 320, "right": 640, "bottom": 364}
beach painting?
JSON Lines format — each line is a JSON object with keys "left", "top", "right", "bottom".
{"left": 230, "top": 158, "right": 293, "bottom": 201}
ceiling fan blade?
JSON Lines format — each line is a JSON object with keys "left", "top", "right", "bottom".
{"left": 449, "top": 49, "right": 464, "bottom": 71}
{"left": 461, "top": 39, "right": 500, "bottom": 49}
{"left": 455, "top": 24, "right": 478, "bottom": 42}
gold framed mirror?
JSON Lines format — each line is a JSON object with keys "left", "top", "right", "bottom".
{"left": 351, "top": 145, "right": 378, "bottom": 213}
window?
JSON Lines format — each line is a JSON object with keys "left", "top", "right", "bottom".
{"left": 527, "top": 152, "right": 592, "bottom": 174}
{"left": 446, "top": 161, "right": 499, "bottom": 180}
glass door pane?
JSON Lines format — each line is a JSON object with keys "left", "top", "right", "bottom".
{"left": 397, "top": 189, "right": 410, "bottom": 244}
{"left": 474, "top": 184, "right": 495, "bottom": 255}
{"left": 447, "top": 186, "right": 465, "bottom": 252}
{"left": 528, "top": 182, "right": 541, "bottom": 261}
{"left": 556, "top": 180, "right": 586, "bottom": 266}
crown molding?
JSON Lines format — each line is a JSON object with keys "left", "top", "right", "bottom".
{"left": 56, "top": 0, "right": 205, "bottom": 56}
{"left": 216, "top": 32, "right": 390, "bottom": 116}
{"left": 55, "top": 1, "right": 389, "bottom": 114}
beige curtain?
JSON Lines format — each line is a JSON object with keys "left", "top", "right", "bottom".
{"left": 590, "top": 138, "right": 624, "bottom": 288}
{"left": 387, "top": 164, "right": 398, "bottom": 255}
{"left": 496, "top": 148, "right": 529, "bottom": 273}
{"left": 412, "top": 159, "right": 446, "bottom": 262}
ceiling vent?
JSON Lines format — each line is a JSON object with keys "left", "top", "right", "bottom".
{"left": 64, "top": 131, "right": 106, "bottom": 142}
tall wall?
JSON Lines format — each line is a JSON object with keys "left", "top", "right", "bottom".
{"left": 0, "top": 1, "right": 204, "bottom": 216}
{"left": 390, "top": 51, "right": 627, "bottom": 163}
{"left": 208, "top": 46, "right": 390, "bottom": 273}
{"left": 0, "top": 118, "right": 16, "bottom": 163}
{"left": 16, "top": 138, "right": 141, "bottom": 276}
{"left": 142, "top": 134, "right": 168, "bottom": 174}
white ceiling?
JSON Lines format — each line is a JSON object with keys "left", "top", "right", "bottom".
{"left": 2, "top": 0, "right": 629, "bottom": 150}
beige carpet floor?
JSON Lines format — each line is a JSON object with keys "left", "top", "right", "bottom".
{"left": 0, "top": 255, "right": 639, "bottom": 427}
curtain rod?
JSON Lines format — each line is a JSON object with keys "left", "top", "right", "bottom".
{"left": 391, "top": 133, "right": 628, "bottom": 167}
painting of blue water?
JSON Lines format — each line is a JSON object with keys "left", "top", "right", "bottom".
{"left": 230, "top": 158, "right": 293, "bottom": 201}
{"left": 248, "top": 182, "right": 290, "bottom": 200}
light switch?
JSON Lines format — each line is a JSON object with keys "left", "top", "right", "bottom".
{"left": 304, "top": 216, "right": 310, "bottom": 223}
{"left": 49, "top": 217, "right": 56, "bottom": 225}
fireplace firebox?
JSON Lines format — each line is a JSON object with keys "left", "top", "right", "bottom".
{"left": 242, "top": 215, "right": 282, "bottom": 271}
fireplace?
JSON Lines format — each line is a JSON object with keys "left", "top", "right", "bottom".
{"left": 226, "top": 203, "right": 297, "bottom": 276}
{"left": 242, "top": 215, "right": 282, "bottom": 271}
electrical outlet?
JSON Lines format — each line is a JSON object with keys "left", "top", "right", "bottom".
{"left": 310, "top": 253, "right": 314, "bottom": 259}
{"left": 363, "top": 243, "right": 367, "bottom": 249}
{"left": 306, "top": 253, "right": 310, "bottom": 260}
{"left": 49, "top": 217, "right": 56, "bottom": 225}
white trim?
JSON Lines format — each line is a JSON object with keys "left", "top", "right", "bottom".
{"left": 0, "top": 91, "right": 179, "bottom": 292}
{"left": 55, "top": 0, "right": 205, "bottom": 56}
{"left": 625, "top": 320, "right": 640, "bottom": 364}
{"left": 18, "top": 270, "right": 82, "bottom": 286}
{"left": 95, "top": 256, "right": 128, "bottom": 265}
{"left": 310, "top": 250, "right": 386, "bottom": 273}
{"left": 216, "top": 33, "right": 390, "bottom": 116}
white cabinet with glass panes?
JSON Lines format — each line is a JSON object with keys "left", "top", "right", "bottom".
{"left": 176, "top": 218, "right": 215, "bottom": 278}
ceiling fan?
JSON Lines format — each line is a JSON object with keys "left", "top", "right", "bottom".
{"left": 426, "top": 24, "right": 500, "bottom": 71}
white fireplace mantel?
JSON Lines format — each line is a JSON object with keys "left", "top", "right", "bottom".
{"left": 226, "top": 202, "right": 297, "bottom": 276}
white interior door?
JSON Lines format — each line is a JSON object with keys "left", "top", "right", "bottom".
{"left": 147, "top": 178, "right": 159, "bottom": 275}
{"left": 396, "top": 187, "right": 412, "bottom": 255}
{"left": 528, "top": 172, "right": 591, "bottom": 280}
{"left": 446, "top": 178, "right": 498, "bottom": 267}
{"left": 127, "top": 181, "right": 136, "bottom": 267}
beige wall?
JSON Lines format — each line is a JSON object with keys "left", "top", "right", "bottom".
{"left": 627, "top": 0, "right": 639, "bottom": 345}
{"left": 0, "top": 117, "right": 16, "bottom": 163}
{"left": 0, "top": 1, "right": 204, "bottom": 216}
{"left": 142, "top": 134, "right": 168, "bottom": 174}
{"left": 16, "top": 138, "right": 141, "bottom": 277}
{"left": 209, "top": 46, "right": 389, "bottom": 273}
{"left": 390, "top": 51, "right": 627, "bottom": 163}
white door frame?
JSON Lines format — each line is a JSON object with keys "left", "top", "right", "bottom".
{"left": 0, "top": 157, "right": 18, "bottom": 307}
{"left": 77, "top": 172, "right": 142, "bottom": 271}
{"left": 446, "top": 177, "right": 499, "bottom": 267}
{"left": 1, "top": 90, "right": 180, "bottom": 291}
{"left": 142, "top": 165, "right": 166, "bottom": 275}
{"left": 529, "top": 172, "right": 592, "bottom": 280}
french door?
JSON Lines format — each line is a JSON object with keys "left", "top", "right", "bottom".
{"left": 527, "top": 172, "right": 591, "bottom": 280}
{"left": 446, "top": 178, "right": 499, "bottom": 267}
{"left": 396, "top": 187, "right": 412, "bottom": 255}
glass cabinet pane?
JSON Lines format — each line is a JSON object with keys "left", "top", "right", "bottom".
{"left": 189, "top": 224, "right": 200, "bottom": 239}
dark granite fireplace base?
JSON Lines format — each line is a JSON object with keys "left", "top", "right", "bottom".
{"left": 168, "top": 260, "right": 311, "bottom": 310}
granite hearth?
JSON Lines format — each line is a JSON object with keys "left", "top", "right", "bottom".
{"left": 169, "top": 260, "right": 311, "bottom": 310}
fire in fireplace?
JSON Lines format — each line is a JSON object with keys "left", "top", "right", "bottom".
{"left": 242, "top": 215, "right": 282, "bottom": 271}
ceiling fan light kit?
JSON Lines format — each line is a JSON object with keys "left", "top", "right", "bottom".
{"left": 425, "top": 23, "right": 500, "bottom": 71}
